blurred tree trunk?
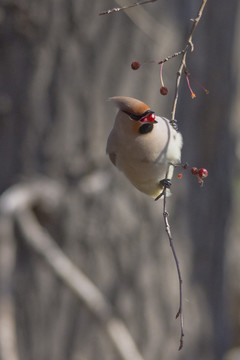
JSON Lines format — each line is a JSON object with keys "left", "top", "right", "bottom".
{"left": 0, "top": 1, "right": 239, "bottom": 360}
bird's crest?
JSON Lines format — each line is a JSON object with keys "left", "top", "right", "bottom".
{"left": 109, "top": 96, "right": 150, "bottom": 116}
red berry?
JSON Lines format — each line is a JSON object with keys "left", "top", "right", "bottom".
{"left": 140, "top": 113, "right": 156, "bottom": 123}
{"left": 198, "top": 168, "right": 208, "bottom": 178}
{"left": 160, "top": 86, "right": 168, "bottom": 95}
{"left": 178, "top": 174, "right": 183, "bottom": 179}
{"left": 147, "top": 113, "right": 155, "bottom": 122}
{"left": 131, "top": 61, "right": 140, "bottom": 70}
{"left": 191, "top": 167, "right": 199, "bottom": 175}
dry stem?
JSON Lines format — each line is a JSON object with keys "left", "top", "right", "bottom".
{"left": 161, "top": 1, "right": 208, "bottom": 350}
{"left": 162, "top": 165, "right": 184, "bottom": 350}
{"left": 157, "top": 50, "right": 185, "bottom": 65}
{"left": 171, "top": 0, "right": 208, "bottom": 120}
{"left": 99, "top": 0, "right": 158, "bottom": 15}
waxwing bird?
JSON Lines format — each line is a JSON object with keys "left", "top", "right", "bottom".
{"left": 106, "top": 96, "right": 183, "bottom": 200}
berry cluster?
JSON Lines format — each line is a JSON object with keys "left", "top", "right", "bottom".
{"left": 131, "top": 61, "right": 169, "bottom": 95}
{"left": 130, "top": 60, "right": 209, "bottom": 187}
{"left": 131, "top": 61, "right": 209, "bottom": 98}
{"left": 191, "top": 167, "right": 208, "bottom": 184}
{"left": 177, "top": 164, "right": 208, "bottom": 186}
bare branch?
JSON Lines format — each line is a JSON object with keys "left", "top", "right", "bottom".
{"left": 171, "top": 0, "right": 208, "bottom": 120}
{"left": 161, "top": 5, "right": 208, "bottom": 345}
{"left": 99, "top": 0, "right": 158, "bottom": 16}
{"left": 159, "top": 2, "right": 208, "bottom": 349}
{"left": 162, "top": 165, "right": 184, "bottom": 350}
{"left": 157, "top": 50, "right": 185, "bottom": 65}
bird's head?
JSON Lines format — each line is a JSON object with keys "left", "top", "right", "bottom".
{"left": 109, "top": 96, "right": 157, "bottom": 128}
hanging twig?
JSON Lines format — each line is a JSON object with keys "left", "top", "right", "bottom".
{"left": 161, "top": 0, "right": 208, "bottom": 350}
{"left": 162, "top": 166, "right": 184, "bottom": 350}
{"left": 99, "top": 0, "right": 158, "bottom": 16}
{"left": 162, "top": 165, "right": 184, "bottom": 350}
{"left": 171, "top": 0, "right": 208, "bottom": 121}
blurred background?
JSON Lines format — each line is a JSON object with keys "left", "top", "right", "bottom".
{"left": 0, "top": 0, "right": 240, "bottom": 359}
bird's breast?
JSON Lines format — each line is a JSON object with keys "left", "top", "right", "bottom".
{"left": 107, "top": 115, "right": 182, "bottom": 197}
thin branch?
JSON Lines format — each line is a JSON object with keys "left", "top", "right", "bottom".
{"left": 161, "top": 1, "right": 208, "bottom": 349}
{"left": 157, "top": 50, "right": 185, "bottom": 65}
{"left": 162, "top": 165, "right": 184, "bottom": 350}
{"left": 171, "top": 0, "right": 208, "bottom": 121}
{"left": 99, "top": 0, "right": 158, "bottom": 16}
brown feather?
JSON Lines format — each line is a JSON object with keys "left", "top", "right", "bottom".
{"left": 109, "top": 96, "right": 150, "bottom": 116}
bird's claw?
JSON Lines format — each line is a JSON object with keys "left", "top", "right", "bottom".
{"left": 160, "top": 178, "right": 171, "bottom": 189}
{"left": 154, "top": 178, "right": 171, "bottom": 201}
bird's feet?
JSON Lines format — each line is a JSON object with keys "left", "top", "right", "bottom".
{"left": 154, "top": 178, "right": 171, "bottom": 201}
{"left": 160, "top": 178, "right": 172, "bottom": 189}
